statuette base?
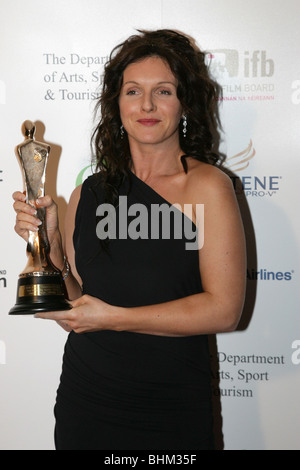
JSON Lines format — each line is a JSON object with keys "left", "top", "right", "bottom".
{"left": 9, "top": 272, "right": 71, "bottom": 315}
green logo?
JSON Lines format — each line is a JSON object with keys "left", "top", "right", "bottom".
{"left": 75, "top": 164, "right": 95, "bottom": 187}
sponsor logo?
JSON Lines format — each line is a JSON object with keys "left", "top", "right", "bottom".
{"left": 209, "top": 49, "right": 274, "bottom": 78}
{"left": 225, "top": 141, "right": 282, "bottom": 197}
{"left": 208, "top": 49, "right": 275, "bottom": 102}
{"left": 247, "top": 268, "right": 294, "bottom": 281}
{"left": 226, "top": 140, "right": 256, "bottom": 172}
{"left": 231, "top": 174, "right": 282, "bottom": 198}
{"left": 0, "top": 270, "right": 7, "bottom": 288}
{"left": 75, "top": 164, "right": 95, "bottom": 187}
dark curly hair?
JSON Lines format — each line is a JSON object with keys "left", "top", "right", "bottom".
{"left": 92, "top": 29, "right": 222, "bottom": 205}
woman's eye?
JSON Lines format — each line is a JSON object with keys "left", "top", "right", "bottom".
{"left": 158, "top": 89, "right": 172, "bottom": 95}
{"left": 124, "top": 88, "right": 172, "bottom": 96}
{"left": 126, "top": 89, "right": 139, "bottom": 95}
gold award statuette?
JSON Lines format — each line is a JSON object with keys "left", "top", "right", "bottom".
{"left": 9, "top": 121, "right": 71, "bottom": 315}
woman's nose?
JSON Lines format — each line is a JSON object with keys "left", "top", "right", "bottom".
{"left": 141, "top": 92, "right": 156, "bottom": 112}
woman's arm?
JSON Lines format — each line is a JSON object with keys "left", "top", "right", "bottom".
{"left": 60, "top": 184, "right": 83, "bottom": 300}
{"left": 36, "top": 167, "right": 246, "bottom": 336}
{"left": 12, "top": 186, "right": 83, "bottom": 302}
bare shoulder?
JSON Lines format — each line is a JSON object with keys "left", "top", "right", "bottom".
{"left": 185, "top": 159, "right": 234, "bottom": 202}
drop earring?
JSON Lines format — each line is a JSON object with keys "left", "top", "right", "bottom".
{"left": 182, "top": 115, "right": 187, "bottom": 138}
{"left": 120, "top": 125, "right": 124, "bottom": 139}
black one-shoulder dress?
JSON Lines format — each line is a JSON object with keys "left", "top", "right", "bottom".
{"left": 54, "top": 171, "right": 214, "bottom": 450}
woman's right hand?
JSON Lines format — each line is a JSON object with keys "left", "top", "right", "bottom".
{"left": 12, "top": 191, "right": 60, "bottom": 247}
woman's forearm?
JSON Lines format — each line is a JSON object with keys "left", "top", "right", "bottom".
{"left": 112, "top": 291, "right": 243, "bottom": 337}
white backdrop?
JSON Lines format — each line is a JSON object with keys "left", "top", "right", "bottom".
{"left": 0, "top": 0, "right": 299, "bottom": 450}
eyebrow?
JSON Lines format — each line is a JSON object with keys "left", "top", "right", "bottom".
{"left": 122, "top": 80, "right": 177, "bottom": 87}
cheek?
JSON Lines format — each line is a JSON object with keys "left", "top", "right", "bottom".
{"left": 119, "top": 98, "right": 136, "bottom": 123}
{"left": 166, "top": 103, "right": 183, "bottom": 125}
{"left": 161, "top": 97, "right": 183, "bottom": 117}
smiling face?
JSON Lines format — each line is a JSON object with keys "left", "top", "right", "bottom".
{"left": 119, "top": 56, "right": 183, "bottom": 151}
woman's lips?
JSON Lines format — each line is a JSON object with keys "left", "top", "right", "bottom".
{"left": 137, "top": 119, "right": 161, "bottom": 126}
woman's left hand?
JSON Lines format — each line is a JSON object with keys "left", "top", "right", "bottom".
{"left": 35, "top": 295, "right": 116, "bottom": 334}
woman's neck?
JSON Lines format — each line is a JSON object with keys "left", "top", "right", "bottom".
{"left": 129, "top": 140, "right": 184, "bottom": 181}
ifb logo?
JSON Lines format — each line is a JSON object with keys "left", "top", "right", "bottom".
{"left": 0, "top": 340, "right": 6, "bottom": 365}
{"left": 209, "top": 49, "right": 274, "bottom": 79}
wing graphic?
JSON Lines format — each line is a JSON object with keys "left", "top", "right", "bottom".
{"left": 225, "top": 140, "right": 256, "bottom": 171}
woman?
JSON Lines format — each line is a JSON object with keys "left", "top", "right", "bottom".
{"left": 13, "top": 30, "right": 246, "bottom": 450}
